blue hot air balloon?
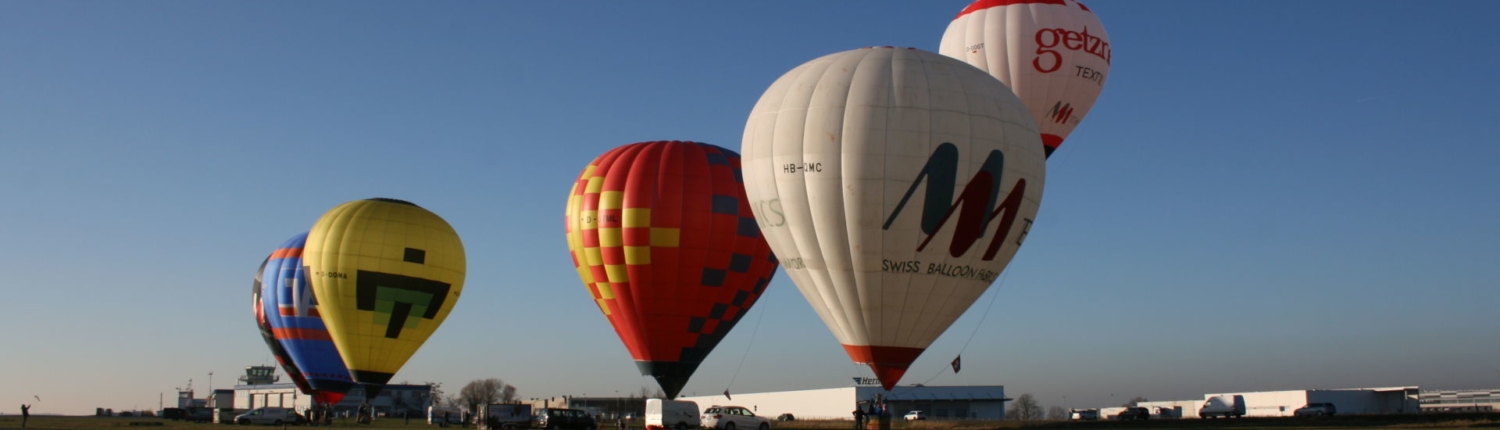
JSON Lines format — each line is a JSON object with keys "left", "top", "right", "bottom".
{"left": 261, "top": 233, "right": 356, "bottom": 404}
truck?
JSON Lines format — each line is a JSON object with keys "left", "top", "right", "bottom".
{"left": 482, "top": 404, "right": 534, "bottom": 430}
{"left": 646, "top": 399, "right": 701, "bottom": 430}
{"left": 1199, "top": 395, "right": 1246, "bottom": 419}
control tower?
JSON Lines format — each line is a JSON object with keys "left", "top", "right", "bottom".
{"left": 237, "top": 365, "right": 280, "bottom": 385}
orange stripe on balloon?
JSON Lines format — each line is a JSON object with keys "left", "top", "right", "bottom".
{"left": 269, "top": 247, "right": 303, "bottom": 260}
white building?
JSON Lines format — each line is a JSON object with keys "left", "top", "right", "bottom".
{"left": 232, "top": 383, "right": 434, "bottom": 417}
{"left": 1127, "top": 387, "right": 1419, "bottom": 419}
{"left": 1420, "top": 389, "right": 1500, "bottom": 412}
{"left": 678, "top": 384, "right": 1009, "bottom": 420}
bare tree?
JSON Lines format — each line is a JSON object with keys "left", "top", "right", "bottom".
{"left": 638, "top": 386, "right": 665, "bottom": 399}
{"left": 1047, "top": 406, "right": 1067, "bottom": 420}
{"left": 499, "top": 384, "right": 518, "bottom": 404}
{"left": 428, "top": 382, "right": 448, "bottom": 407}
{"left": 1007, "top": 393, "right": 1043, "bottom": 421}
{"left": 460, "top": 378, "right": 518, "bottom": 415}
{"left": 1122, "top": 396, "right": 1148, "bottom": 407}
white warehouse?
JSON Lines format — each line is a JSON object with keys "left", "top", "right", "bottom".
{"left": 678, "top": 385, "right": 1009, "bottom": 421}
{"left": 1130, "top": 387, "right": 1420, "bottom": 419}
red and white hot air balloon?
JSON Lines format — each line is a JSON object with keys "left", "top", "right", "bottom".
{"left": 940, "top": 0, "right": 1112, "bottom": 157}
{"left": 741, "top": 47, "right": 1045, "bottom": 390}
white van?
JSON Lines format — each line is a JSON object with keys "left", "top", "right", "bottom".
{"left": 646, "top": 399, "right": 700, "bottom": 430}
{"left": 234, "top": 407, "right": 303, "bottom": 425}
{"left": 1199, "top": 395, "right": 1246, "bottom": 419}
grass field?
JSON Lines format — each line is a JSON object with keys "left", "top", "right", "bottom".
{"left": 2, "top": 414, "right": 1497, "bottom": 430}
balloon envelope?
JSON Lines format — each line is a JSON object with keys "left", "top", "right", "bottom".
{"left": 564, "top": 141, "right": 779, "bottom": 399}
{"left": 253, "top": 257, "right": 314, "bottom": 396}
{"left": 939, "top": 0, "right": 1111, "bottom": 157}
{"left": 740, "top": 47, "right": 1045, "bottom": 390}
{"left": 304, "top": 198, "right": 466, "bottom": 395}
{"left": 261, "top": 233, "right": 355, "bottom": 405}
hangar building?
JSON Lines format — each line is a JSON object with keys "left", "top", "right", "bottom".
{"left": 1123, "top": 387, "right": 1419, "bottom": 419}
{"left": 677, "top": 383, "right": 1009, "bottom": 420}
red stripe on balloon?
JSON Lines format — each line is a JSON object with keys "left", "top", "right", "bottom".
{"left": 277, "top": 306, "right": 321, "bottom": 318}
{"left": 955, "top": 0, "right": 1066, "bottom": 19}
{"left": 272, "top": 328, "right": 333, "bottom": 341}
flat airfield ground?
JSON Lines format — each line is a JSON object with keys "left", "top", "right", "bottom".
{"left": 2, "top": 414, "right": 1497, "bottom": 430}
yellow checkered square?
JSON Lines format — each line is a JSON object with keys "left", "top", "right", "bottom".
{"left": 650, "top": 228, "right": 680, "bottom": 247}
{"left": 604, "top": 264, "right": 628, "bottom": 283}
{"left": 624, "top": 246, "right": 650, "bottom": 265}
{"left": 584, "top": 247, "right": 604, "bottom": 266}
{"left": 585, "top": 177, "right": 604, "bottom": 193}
{"left": 623, "top": 208, "right": 651, "bottom": 228}
{"left": 599, "top": 228, "right": 621, "bottom": 247}
{"left": 599, "top": 191, "right": 623, "bottom": 210}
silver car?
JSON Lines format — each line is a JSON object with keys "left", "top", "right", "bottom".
{"left": 701, "top": 406, "right": 770, "bottom": 430}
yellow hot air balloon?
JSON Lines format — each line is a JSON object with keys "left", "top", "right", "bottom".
{"left": 303, "top": 198, "right": 465, "bottom": 395}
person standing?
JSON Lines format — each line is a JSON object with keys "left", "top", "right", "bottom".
{"left": 21, "top": 404, "right": 31, "bottom": 428}
{"left": 852, "top": 407, "right": 865, "bottom": 430}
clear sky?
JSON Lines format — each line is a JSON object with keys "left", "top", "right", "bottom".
{"left": 3, "top": 0, "right": 1498, "bottom": 416}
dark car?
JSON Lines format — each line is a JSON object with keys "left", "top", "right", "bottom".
{"left": 776, "top": 414, "right": 795, "bottom": 422}
{"left": 535, "top": 408, "right": 596, "bottom": 430}
{"left": 1294, "top": 403, "right": 1337, "bottom": 417}
{"left": 1114, "top": 407, "right": 1149, "bottom": 421}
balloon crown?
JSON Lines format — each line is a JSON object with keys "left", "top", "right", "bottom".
{"left": 365, "top": 197, "right": 419, "bottom": 207}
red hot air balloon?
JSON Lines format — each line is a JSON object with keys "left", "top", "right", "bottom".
{"left": 564, "top": 141, "right": 779, "bottom": 399}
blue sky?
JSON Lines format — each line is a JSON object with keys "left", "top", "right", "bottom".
{"left": 2, "top": 1, "right": 1497, "bottom": 416}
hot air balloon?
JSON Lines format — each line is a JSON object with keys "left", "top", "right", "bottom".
{"left": 740, "top": 47, "right": 1046, "bottom": 390}
{"left": 261, "top": 233, "right": 355, "bottom": 405}
{"left": 939, "top": 0, "right": 1111, "bottom": 157}
{"left": 252, "top": 257, "right": 315, "bottom": 395}
{"left": 304, "top": 198, "right": 466, "bottom": 397}
{"left": 564, "top": 141, "right": 779, "bottom": 399}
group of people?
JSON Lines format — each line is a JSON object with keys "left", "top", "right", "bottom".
{"left": 852, "top": 402, "right": 887, "bottom": 430}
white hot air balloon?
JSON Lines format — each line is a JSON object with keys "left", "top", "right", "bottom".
{"left": 939, "top": 0, "right": 1111, "bottom": 157}
{"left": 741, "top": 47, "right": 1045, "bottom": 390}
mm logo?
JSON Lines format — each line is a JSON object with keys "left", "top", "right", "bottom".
{"left": 1047, "top": 101, "right": 1074, "bottom": 124}
{"left": 882, "top": 142, "right": 1029, "bottom": 261}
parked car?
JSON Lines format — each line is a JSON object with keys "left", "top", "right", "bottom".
{"left": 183, "top": 408, "right": 214, "bottom": 423}
{"left": 1294, "top": 403, "right": 1337, "bottom": 417}
{"left": 903, "top": 411, "right": 927, "bottom": 421}
{"left": 234, "top": 407, "right": 303, "bottom": 425}
{"left": 701, "top": 406, "right": 770, "bottom": 430}
{"left": 775, "top": 414, "right": 794, "bottom": 422}
{"left": 1069, "top": 409, "right": 1099, "bottom": 421}
{"left": 535, "top": 408, "right": 596, "bottom": 430}
{"left": 1113, "top": 407, "right": 1150, "bottom": 421}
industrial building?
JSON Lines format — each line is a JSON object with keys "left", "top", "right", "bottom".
{"left": 1420, "top": 389, "right": 1500, "bottom": 412}
{"left": 677, "top": 382, "right": 1010, "bottom": 420}
{"left": 231, "top": 383, "right": 434, "bottom": 417}
{"left": 1103, "top": 387, "right": 1420, "bottom": 419}
{"left": 198, "top": 366, "right": 434, "bottom": 422}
